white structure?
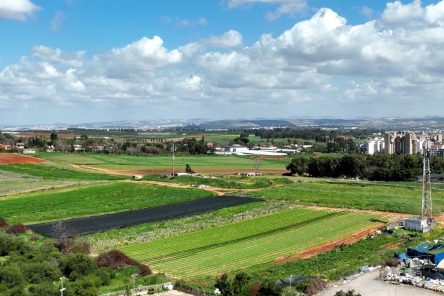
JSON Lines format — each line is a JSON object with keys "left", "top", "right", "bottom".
{"left": 365, "top": 137, "right": 385, "bottom": 155}
{"left": 404, "top": 217, "right": 430, "bottom": 233}
{"left": 223, "top": 144, "right": 249, "bottom": 154}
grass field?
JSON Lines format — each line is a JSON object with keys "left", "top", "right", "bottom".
{"left": 0, "top": 163, "right": 127, "bottom": 180}
{"left": 143, "top": 174, "right": 293, "bottom": 189}
{"left": 122, "top": 208, "right": 384, "bottom": 279}
{"left": 249, "top": 179, "right": 444, "bottom": 214}
{"left": 0, "top": 169, "right": 97, "bottom": 197}
{"left": 0, "top": 182, "right": 213, "bottom": 224}
{"left": 35, "top": 152, "right": 290, "bottom": 172}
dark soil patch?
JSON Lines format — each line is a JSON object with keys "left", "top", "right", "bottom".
{"left": 28, "top": 196, "right": 260, "bottom": 237}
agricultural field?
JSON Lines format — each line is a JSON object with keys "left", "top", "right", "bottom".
{"left": 0, "top": 169, "right": 95, "bottom": 197}
{"left": 0, "top": 153, "right": 46, "bottom": 164}
{"left": 122, "top": 208, "right": 386, "bottom": 279}
{"left": 35, "top": 152, "right": 290, "bottom": 174}
{"left": 143, "top": 174, "right": 293, "bottom": 189}
{"left": 0, "top": 182, "right": 213, "bottom": 224}
{"left": 0, "top": 163, "right": 127, "bottom": 180}
{"left": 249, "top": 179, "right": 444, "bottom": 214}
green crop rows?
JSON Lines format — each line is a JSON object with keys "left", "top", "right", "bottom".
{"left": 0, "top": 182, "right": 213, "bottom": 224}
{"left": 122, "top": 208, "right": 384, "bottom": 279}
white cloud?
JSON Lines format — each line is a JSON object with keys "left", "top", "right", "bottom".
{"left": 228, "top": 0, "right": 308, "bottom": 20}
{"left": 0, "top": 0, "right": 39, "bottom": 21}
{"left": 50, "top": 11, "right": 65, "bottom": 32}
{"left": 208, "top": 30, "right": 243, "bottom": 48}
{"left": 3, "top": 0, "right": 444, "bottom": 122}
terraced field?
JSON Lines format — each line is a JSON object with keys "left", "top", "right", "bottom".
{"left": 122, "top": 208, "right": 385, "bottom": 279}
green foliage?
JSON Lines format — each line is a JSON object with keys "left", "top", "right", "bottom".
{"left": 62, "top": 253, "right": 98, "bottom": 280}
{"left": 66, "top": 276, "right": 99, "bottom": 296}
{"left": 28, "top": 283, "right": 59, "bottom": 296}
{"left": 250, "top": 180, "right": 444, "bottom": 214}
{"left": 215, "top": 272, "right": 251, "bottom": 296}
{"left": 0, "top": 264, "right": 24, "bottom": 289}
{"left": 335, "top": 290, "right": 362, "bottom": 296}
{"left": 0, "top": 182, "right": 212, "bottom": 223}
{"left": 257, "top": 280, "right": 282, "bottom": 296}
{"left": 0, "top": 164, "right": 126, "bottom": 181}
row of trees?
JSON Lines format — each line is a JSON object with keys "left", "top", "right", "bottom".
{"left": 287, "top": 154, "right": 444, "bottom": 181}
{"left": 249, "top": 128, "right": 377, "bottom": 142}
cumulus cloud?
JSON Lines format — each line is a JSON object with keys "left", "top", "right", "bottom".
{"left": 2, "top": 0, "right": 444, "bottom": 121}
{"left": 207, "top": 30, "right": 243, "bottom": 48}
{"left": 0, "top": 0, "right": 40, "bottom": 21}
{"left": 228, "top": 0, "right": 308, "bottom": 20}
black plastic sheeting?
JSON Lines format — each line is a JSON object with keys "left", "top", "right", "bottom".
{"left": 28, "top": 196, "right": 260, "bottom": 237}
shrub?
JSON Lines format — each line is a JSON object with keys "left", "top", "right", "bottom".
{"left": 29, "top": 283, "right": 59, "bottom": 296}
{"left": 56, "top": 237, "right": 91, "bottom": 254}
{"left": 96, "top": 250, "right": 152, "bottom": 276}
{"left": 335, "top": 290, "right": 362, "bottom": 296}
{"left": 62, "top": 253, "right": 98, "bottom": 280}
{"left": 0, "top": 218, "right": 8, "bottom": 228}
{"left": 22, "top": 261, "right": 61, "bottom": 284}
{"left": 0, "top": 265, "right": 24, "bottom": 289}
{"left": 384, "top": 257, "right": 401, "bottom": 267}
{"left": 257, "top": 280, "right": 282, "bottom": 296}
{"left": 6, "top": 224, "right": 27, "bottom": 235}
{"left": 295, "top": 278, "right": 327, "bottom": 296}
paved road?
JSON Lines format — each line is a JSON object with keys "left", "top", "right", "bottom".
{"left": 318, "top": 270, "right": 440, "bottom": 296}
{"left": 28, "top": 196, "right": 260, "bottom": 237}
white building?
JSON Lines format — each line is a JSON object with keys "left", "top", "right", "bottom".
{"left": 223, "top": 144, "right": 250, "bottom": 154}
{"left": 365, "top": 137, "right": 385, "bottom": 155}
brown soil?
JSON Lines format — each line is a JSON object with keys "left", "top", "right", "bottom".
{"left": 0, "top": 153, "right": 47, "bottom": 165}
{"left": 274, "top": 224, "right": 384, "bottom": 264}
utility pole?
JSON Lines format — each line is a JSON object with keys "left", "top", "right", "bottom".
{"left": 171, "top": 144, "right": 176, "bottom": 177}
{"left": 60, "top": 276, "right": 66, "bottom": 296}
{"left": 422, "top": 140, "right": 433, "bottom": 222}
{"left": 131, "top": 273, "right": 138, "bottom": 296}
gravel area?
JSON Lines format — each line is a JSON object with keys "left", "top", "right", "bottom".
{"left": 318, "top": 270, "right": 440, "bottom": 296}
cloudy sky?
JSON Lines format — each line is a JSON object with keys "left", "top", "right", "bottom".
{"left": 1, "top": 0, "right": 444, "bottom": 124}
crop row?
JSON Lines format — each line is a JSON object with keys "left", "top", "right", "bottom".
{"left": 123, "top": 209, "right": 384, "bottom": 278}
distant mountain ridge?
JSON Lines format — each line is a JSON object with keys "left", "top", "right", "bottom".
{"left": 2, "top": 117, "right": 444, "bottom": 131}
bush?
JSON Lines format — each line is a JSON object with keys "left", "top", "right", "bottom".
{"left": 62, "top": 253, "right": 98, "bottom": 280}
{"left": 335, "top": 290, "right": 362, "bottom": 296}
{"left": 22, "top": 261, "right": 61, "bottom": 284}
{"left": 96, "top": 250, "right": 152, "bottom": 276}
{"left": 56, "top": 237, "right": 91, "bottom": 254}
{"left": 0, "top": 265, "right": 24, "bottom": 289}
{"left": 295, "top": 278, "right": 327, "bottom": 296}
{"left": 6, "top": 224, "right": 27, "bottom": 235}
{"left": 257, "top": 280, "right": 282, "bottom": 296}
{"left": 0, "top": 218, "right": 8, "bottom": 228}
{"left": 29, "top": 283, "right": 59, "bottom": 296}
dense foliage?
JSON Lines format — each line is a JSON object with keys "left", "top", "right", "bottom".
{"left": 287, "top": 154, "right": 444, "bottom": 181}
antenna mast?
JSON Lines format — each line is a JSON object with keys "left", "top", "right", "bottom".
{"left": 421, "top": 141, "right": 433, "bottom": 220}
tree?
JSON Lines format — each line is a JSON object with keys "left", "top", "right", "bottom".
{"left": 334, "top": 290, "right": 362, "bottom": 296}
{"left": 215, "top": 272, "right": 251, "bottom": 296}
{"left": 287, "top": 156, "right": 308, "bottom": 175}
{"left": 0, "top": 265, "right": 24, "bottom": 289}
{"left": 257, "top": 280, "right": 282, "bottom": 296}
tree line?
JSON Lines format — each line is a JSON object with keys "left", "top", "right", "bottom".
{"left": 287, "top": 154, "right": 444, "bottom": 181}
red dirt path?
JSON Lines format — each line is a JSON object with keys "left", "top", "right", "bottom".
{"left": 0, "top": 153, "right": 47, "bottom": 165}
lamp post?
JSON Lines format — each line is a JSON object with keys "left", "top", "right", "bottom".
{"left": 60, "top": 276, "right": 66, "bottom": 296}
{"left": 289, "top": 274, "right": 292, "bottom": 292}
{"left": 131, "top": 273, "right": 138, "bottom": 296}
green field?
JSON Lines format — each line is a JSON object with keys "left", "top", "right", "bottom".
{"left": 0, "top": 163, "right": 126, "bottom": 180}
{"left": 35, "top": 152, "right": 290, "bottom": 172}
{"left": 0, "top": 182, "right": 213, "bottom": 224}
{"left": 143, "top": 174, "right": 293, "bottom": 189}
{"left": 249, "top": 179, "right": 444, "bottom": 214}
{"left": 122, "top": 208, "right": 384, "bottom": 279}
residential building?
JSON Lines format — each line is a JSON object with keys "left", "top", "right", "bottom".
{"left": 365, "top": 137, "right": 385, "bottom": 155}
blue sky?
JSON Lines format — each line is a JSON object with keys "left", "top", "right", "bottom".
{"left": 1, "top": 0, "right": 444, "bottom": 124}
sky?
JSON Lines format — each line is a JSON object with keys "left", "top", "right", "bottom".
{"left": 0, "top": 0, "right": 444, "bottom": 125}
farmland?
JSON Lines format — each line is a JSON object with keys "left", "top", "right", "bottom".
{"left": 0, "top": 182, "right": 213, "bottom": 224}
{"left": 122, "top": 208, "right": 386, "bottom": 279}
{"left": 0, "top": 153, "right": 46, "bottom": 164}
{"left": 0, "top": 163, "right": 127, "bottom": 180}
{"left": 249, "top": 179, "right": 444, "bottom": 214}
{"left": 35, "top": 152, "right": 290, "bottom": 174}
